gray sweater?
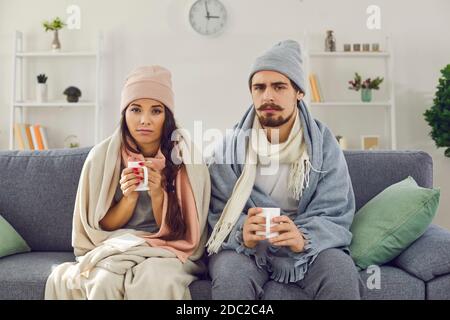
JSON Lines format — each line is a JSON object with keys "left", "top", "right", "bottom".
{"left": 113, "top": 164, "right": 159, "bottom": 233}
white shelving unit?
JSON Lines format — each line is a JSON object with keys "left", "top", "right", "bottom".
{"left": 303, "top": 35, "right": 397, "bottom": 150}
{"left": 9, "top": 31, "right": 102, "bottom": 150}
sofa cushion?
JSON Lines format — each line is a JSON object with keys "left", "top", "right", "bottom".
{"left": 262, "top": 281, "right": 311, "bottom": 300}
{"left": 426, "top": 274, "right": 450, "bottom": 300}
{"left": 0, "top": 252, "right": 75, "bottom": 299}
{"left": 189, "top": 280, "right": 212, "bottom": 300}
{"left": 260, "top": 266, "right": 425, "bottom": 300}
{"left": 0, "top": 251, "right": 211, "bottom": 300}
{"left": 0, "top": 214, "right": 30, "bottom": 258}
{"left": 0, "top": 147, "right": 92, "bottom": 251}
{"left": 393, "top": 224, "right": 450, "bottom": 282}
{"left": 350, "top": 176, "right": 440, "bottom": 270}
{"left": 359, "top": 266, "right": 425, "bottom": 300}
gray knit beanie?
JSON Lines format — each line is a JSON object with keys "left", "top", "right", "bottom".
{"left": 248, "top": 39, "right": 305, "bottom": 94}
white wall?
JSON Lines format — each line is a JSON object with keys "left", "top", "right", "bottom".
{"left": 1, "top": 0, "right": 449, "bottom": 229}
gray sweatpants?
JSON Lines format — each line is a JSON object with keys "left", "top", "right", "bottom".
{"left": 209, "top": 248, "right": 365, "bottom": 300}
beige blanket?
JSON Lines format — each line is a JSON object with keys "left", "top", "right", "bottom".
{"left": 45, "top": 127, "right": 210, "bottom": 300}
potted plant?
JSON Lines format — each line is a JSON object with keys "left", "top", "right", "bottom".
{"left": 348, "top": 72, "right": 384, "bottom": 102}
{"left": 36, "top": 74, "right": 48, "bottom": 102}
{"left": 424, "top": 64, "right": 450, "bottom": 157}
{"left": 42, "top": 17, "right": 66, "bottom": 52}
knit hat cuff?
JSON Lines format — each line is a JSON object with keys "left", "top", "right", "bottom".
{"left": 120, "top": 80, "right": 174, "bottom": 112}
{"left": 249, "top": 67, "right": 304, "bottom": 92}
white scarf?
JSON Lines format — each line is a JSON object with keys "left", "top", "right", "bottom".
{"left": 207, "top": 110, "right": 311, "bottom": 254}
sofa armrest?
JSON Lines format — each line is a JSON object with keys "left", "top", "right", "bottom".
{"left": 392, "top": 224, "right": 450, "bottom": 282}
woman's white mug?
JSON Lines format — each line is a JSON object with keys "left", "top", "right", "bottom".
{"left": 128, "top": 161, "right": 149, "bottom": 191}
{"left": 256, "top": 208, "right": 280, "bottom": 239}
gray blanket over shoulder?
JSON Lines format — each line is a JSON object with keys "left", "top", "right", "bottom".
{"left": 207, "top": 100, "right": 355, "bottom": 284}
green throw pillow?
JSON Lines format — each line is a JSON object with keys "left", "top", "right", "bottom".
{"left": 0, "top": 214, "right": 31, "bottom": 258}
{"left": 350, "top": 176, "right": 440, "bottom": 270}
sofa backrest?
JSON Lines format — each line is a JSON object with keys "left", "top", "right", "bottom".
{"left": 0, "top": 147, "right": 92, "bottom": 251}
{"left": 0, "top": 148, "right": 433, "bottom": 252}
{"left": 344, "top": 150, "right": 433, "bottom": 210}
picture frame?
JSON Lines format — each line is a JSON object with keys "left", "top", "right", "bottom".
{"left": 361, "top": 135, "right": 380, "bottom": 150}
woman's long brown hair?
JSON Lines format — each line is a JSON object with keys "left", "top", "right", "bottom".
{"left": 120, "top": 106, "right": 186, "bottom": 241}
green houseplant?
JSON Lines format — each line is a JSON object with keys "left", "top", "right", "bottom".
{"left": 42, "top": 17, "right": 66, "bottom": 51}
{"left": 348, "top": 72, "right": 384, "bottom": 102}
{"left": 424, "top": 64, "right": 450, "bottom": 157}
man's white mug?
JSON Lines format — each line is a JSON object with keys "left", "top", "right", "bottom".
{"left": 128, "top": 161, "right": 149, "bottom": 191}
{"left": 256, "top": 208, "right": 280, "bottom": 239}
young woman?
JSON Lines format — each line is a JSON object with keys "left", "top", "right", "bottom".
{"left": 45, "top": 66, "right": 210, "bottom": 300}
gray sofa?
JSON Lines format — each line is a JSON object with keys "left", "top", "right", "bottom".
{"left": 1, "top": 147, "right": 449, "bottom": 300}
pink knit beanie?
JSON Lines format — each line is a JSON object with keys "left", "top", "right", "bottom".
{"left": 120, "top": 65, "right": 175, "bottom": 112}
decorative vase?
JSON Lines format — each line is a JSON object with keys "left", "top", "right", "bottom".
{"left": 325, "top": 30, "right": 336, "bottom": 52}
{"left": 361, "top": 88, "right": 372, "bottom": 102}
{"left": 36, "top": 83, "right": 48, "bottom": 102}
{"left": 52, "top": 30, "right": 61, "bottom": 52}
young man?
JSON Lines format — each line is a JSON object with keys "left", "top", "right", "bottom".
{"left": 206, "top": 40, "right": 364, "bottom": 300}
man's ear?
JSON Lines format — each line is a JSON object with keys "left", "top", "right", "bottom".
{"left": 297, "top": 91, "right": 304, "bottom": 101}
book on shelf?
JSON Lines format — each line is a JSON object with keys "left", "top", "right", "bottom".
{"left": 29, "top": 125, "right": 38, "bottom": 150}
{"left": 309, "top": 74, "right": 317, "bottom": 102}
{"left": 14, "top": 123, "right": 49, "bottom": 150}
{"left": 33, "top": 124, "right": 45, "bottom": 150}
{"left": 24, "top": 124, "right": 34, "bottom": 150}
{"left": 39, "top": 126, "right": 49, "bottom": 149}
{"left": 14, "top": 123, "right": 25, "bottom": 150}
{"left": 315, "top": 75, "right": 324, "bottom": 102}
{"left": 309, "top": 73, "right": 322, "bottom": 102}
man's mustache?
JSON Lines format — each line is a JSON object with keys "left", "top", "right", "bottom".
{"left": 258, "top": 103, "right": 283, "bottom": 111}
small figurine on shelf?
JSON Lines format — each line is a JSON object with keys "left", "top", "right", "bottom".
{"left": 371, "top": 43, "right": 380, "bottom": 52}
{"left": 63, "top": 86, "right": 82, "bottom": 102}
{"left": 36, "top": 73, "right": 48, "bottom": 102}
{"left": 348, "top": 72, "right": 384, "bottom": 102}
{"left": 64, "top": 135, "right": 79, "bottom": 148}
{"left": 361, "top": 135, "right": 380, "bottom": 150}
{"left": 353, "top": 43, "right": 361, "bottom": 52}
{"left": 335, "top": 135, "right": 348, "bottom": 150}
{"left": 42, "top": 17, "right": 66, "bottom": 52}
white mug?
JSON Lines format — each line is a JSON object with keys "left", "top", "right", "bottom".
{"left": 127, "top": 161, "right": 149, "bottom": 192}
{"left": 256, "top": 208, "right": 280, "bottom": 239}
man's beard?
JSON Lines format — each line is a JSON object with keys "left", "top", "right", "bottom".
{"left": 257, "top": 103, "right": 296, "bottom": 127}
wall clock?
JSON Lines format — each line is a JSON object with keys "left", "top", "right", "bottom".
{"left": 188, "top": 0, "right": 228, "bottom": 36}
